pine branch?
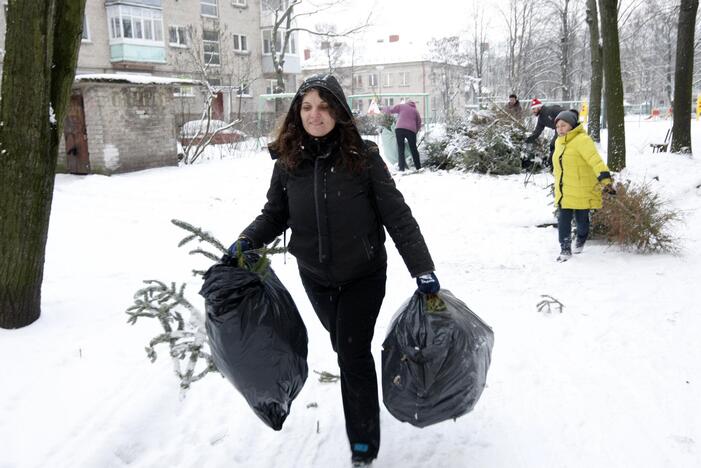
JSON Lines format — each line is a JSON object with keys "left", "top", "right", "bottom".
{"left": 127, "top": 220, "right": 287, "bottom": 394}
{"left": 426, "top": 294, "right": 447, "bottom": 312}
{"left": 171, "top": 218, "right": 228, "bottom": 255}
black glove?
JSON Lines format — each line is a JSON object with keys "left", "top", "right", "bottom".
{"left": 416, "top": 272, "right": 440, "bottom": 294}
{"left": 602, "top": 184, "right": 617, "bottom": 195}
{"left": 227, "top": 237, "right": 253, "bottom": 256}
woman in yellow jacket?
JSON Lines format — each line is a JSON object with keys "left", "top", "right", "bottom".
{"left": 553, "top": 110, "right": 615, "bottom": 261}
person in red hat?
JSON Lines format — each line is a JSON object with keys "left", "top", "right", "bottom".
{"left": 524, "top": 98, "right": 563, "bottom": 167}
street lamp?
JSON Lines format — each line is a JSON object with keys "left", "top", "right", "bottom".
{"left": 376, "top": 65, "right": 384, "bottom": 107}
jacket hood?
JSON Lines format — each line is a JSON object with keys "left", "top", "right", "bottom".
{"left": 268, "top": 74, "right": 360, "bottom": 160}
{"left": 292, "top": 74, "right": 353, "bottom": 121}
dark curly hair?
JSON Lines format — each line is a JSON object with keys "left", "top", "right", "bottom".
{"left": 269, "top": 87, "right": 367, "bottom": 173}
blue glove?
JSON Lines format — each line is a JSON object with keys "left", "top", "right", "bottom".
{"left": 227, "top": 237, "right": 253, "bottom": 256}
{"left": 416, "top": 272, "right": 440, "bottom": 294}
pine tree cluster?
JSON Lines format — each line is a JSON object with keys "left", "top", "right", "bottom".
{"left": 424, "top": 109, "right": 547, "bottom": 175}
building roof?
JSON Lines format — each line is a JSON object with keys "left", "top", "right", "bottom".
{"left": 302, "top": 37, "right": 429, "bottom": 70}
{"left": 74, "top": 73, "right": 203, "bottom": 86}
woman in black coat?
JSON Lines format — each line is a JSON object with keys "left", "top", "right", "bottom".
{"left": 229, "top": 74, "right": 439, "bottom": 467}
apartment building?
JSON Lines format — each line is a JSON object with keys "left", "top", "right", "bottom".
{"left": 1, "top": 0, "right": 301, "bottom": 123}
{"left": 302, "top": 36, "right": 472, "bottom": 123}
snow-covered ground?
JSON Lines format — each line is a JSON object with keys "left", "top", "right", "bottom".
{"left": 2, "top": 119, "right": 700, "bottom": 468}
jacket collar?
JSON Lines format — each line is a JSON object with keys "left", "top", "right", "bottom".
{"left": 559, "top": 124, "right": 584, "bottom": 143}
{"left": 301, "top": 128, "right": 340, "bottom": 160}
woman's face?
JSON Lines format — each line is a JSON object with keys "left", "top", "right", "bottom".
{"left": 300, "top": 89, "right": 336, "bottom": 137}
{"left": 556, "top": 119, "right": 573, "bottom": 136}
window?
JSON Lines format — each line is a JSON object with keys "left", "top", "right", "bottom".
{"left": 82, "top": 14, "right": 91, "bottom": 41}
{"left": 368, "top": 73, "right": 378, "bottom": 87}
{"left": 399, "top": 71, "right": 409, "bottom": 86}
{"left": 353, "top": 75, "right": 363, "bottom": 88}
{"left": 233, "top": 34, "right": 248, "bottom": 52}
{"left": 236, "top": 83, "right": 250, "bottom": 96}
{"left": 382, "top": 98, "right": 394, "bottom": 107}
{"left": 107, "top": 5, "right": 163, "bottom": 43}
{"left": 262, "top": 29, "right": 296, "bottom": 55}
{"left": 266, "top": 79, "right": 280, "bottom": 94}
{"left": 355, "top": 99, "right": 364, "bottom": 112}
{"left": 289, "top": 33, "right": 296, "bottom": 54}
{"left": 168, "top": 26, "right": 188, "bottom": 46}
{"left": 173, "top": 86, "right": 195, "bottom": 97}
{"left": 201, "top": 0, "right": 218, "bottom": 17}
{"left": 383, "top": 73, "right": 391, "bottom": 87}
{"left": 202, "top": 30, "right": 220, "bottom": 65}
{"left": 232, "top": 0, "right": 247, "bottom": 6}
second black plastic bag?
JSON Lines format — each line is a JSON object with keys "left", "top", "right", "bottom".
{"left": 382, "top": 289, "right": 494, "bottom": 428}
{"left": 200, "top": 253, "right": 308, "bottom": 430}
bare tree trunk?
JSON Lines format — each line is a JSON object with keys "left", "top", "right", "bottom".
{"left": 0, "top": 0, "right": 86, "bottom": 328}
{"left": 599, "top": 0, "right": 626, "bottom": 171}
{"left": 559, "top": 0, "right": 571, "bottom": 101}
{"left": 665, "top": 26, "right": 675, "bottom": 106}
{"left": 671, "top": 0, "right": 699, "bottom": 153}
{"left": 586, "top": 0, "right": 602, "bottom": 141}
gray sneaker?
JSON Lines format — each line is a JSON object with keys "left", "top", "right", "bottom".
{"left": 557, "top": 249, "right": 572, "bottom": 262}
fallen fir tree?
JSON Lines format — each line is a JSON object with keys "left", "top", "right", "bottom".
{"left": 424, "top": 108, "right": 549, "bottom": 175}
{"left": 591, "top": 181, "right": 682, "bottom": 253}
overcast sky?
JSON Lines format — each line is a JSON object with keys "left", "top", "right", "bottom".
{"left": 299, "top": 0, "right": 509, "bottom": 50}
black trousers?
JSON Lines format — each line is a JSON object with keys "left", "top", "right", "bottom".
{"left": 299, "top": 265, "right": 387, "bottom": 460}
{"left": 395, "top": 128, "right": 421, "bottom": 170}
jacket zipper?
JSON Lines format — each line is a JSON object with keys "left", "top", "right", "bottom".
{"left": 557, "top": 147, "right": 566, "bottom": 207}
{"left": 313, "top": 157, "right": 324, "bottom": 263}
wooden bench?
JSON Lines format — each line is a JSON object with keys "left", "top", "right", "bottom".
{"left": 650, "top": 128, "right": 671, "bottom": 153}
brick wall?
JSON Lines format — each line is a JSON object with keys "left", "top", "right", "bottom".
{"left": 59, "top": 82, "right": 179, "bottom": 174}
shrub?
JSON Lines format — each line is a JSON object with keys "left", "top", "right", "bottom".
{"left": 590, "top": 181, "right": 681, "bottom": 253}
{"left": 354, "top": 114, "right": 381, "bottom": 135}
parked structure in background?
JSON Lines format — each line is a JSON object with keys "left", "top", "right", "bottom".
{"left": 58, "top": 74, "right": 203, "bottom": 175}
{"left": 301, "top": 35, "right": 472, "bottom": 123}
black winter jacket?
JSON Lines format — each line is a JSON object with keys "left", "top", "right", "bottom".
{"left": 526, "top": 104, "right": 564, "bottom": 142}
{"left": 241, "top": 139, "right": 434, "bottom": 286}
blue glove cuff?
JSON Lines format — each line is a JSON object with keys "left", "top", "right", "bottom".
{"left": 228, "top": 237, "right": 253, "bottom": 256}
{"left": 416, "top": 272, "right": 440, "bottom": 294}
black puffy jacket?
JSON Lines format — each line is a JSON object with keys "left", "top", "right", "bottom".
{"left": 242, "top": 138, "right": 434, "bottom": 285}
{"left": 527, "top": 104, "right": 564, "bottom": 141}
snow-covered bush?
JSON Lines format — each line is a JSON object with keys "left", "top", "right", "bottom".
{"left": 591, "top": 181, "right": 681, "bottom": 253}
{"left": 354, "top": 114, "right": 381, "bottom": 135}
{"left": 424, "top": 109, "right": 547, "bottom": 175}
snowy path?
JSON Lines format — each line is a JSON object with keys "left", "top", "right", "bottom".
{"left": 2, "top": 121, "right": 700, "bottom": 468}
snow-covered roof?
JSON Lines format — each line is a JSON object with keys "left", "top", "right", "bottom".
{"left": 74, "top": 73, "right": 203, "bottom": 86}
{"left": 303, "top": 37, "right": 429, "bottom": 70}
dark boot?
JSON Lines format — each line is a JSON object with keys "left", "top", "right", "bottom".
{"left": 557, "top": 244, "right": 572, "bottom": 262}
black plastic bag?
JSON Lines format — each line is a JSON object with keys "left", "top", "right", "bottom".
{"left": 200, "top": 253, "right": 308, "bottom": 430}
{"left": 381, "top": 289, "right": 494, "bottom": 428}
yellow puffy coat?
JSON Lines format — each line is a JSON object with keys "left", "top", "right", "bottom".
{"left": 553, "top": 125, "right": 611, "bottom": 209}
